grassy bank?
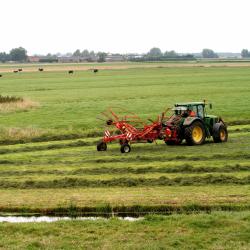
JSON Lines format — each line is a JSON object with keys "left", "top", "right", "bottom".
{"left": 0, "top": 212, "right": 249, "bottom": 249}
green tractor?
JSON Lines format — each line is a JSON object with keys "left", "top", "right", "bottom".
{"left": 164, "top": 101, "right": 228, "bottom": 145}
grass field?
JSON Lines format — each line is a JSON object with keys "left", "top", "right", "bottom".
{"left": 0, "top": 212, "right": 250, "bottom": 249}
{"left": 0, "top": 62, "right": 250, "bottom": 248}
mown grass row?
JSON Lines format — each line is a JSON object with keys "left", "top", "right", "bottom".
{"left": 0, "top": 130, "right": 101, "bottom": 146}
{"left": 0, "top": 140, "right": 91, "bottom": 154}
{"left": 0, "top": 164, "right": 249, "bottom": 176}
{"left": 0, "top": 153, "right": 249, "bottom": 166}
{"left": 1, "top": 175, "right": 250, "bottom": 188}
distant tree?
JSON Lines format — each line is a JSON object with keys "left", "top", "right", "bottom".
{"left": 0, "top": 52, "right": 11, "bottom": 62}
{"left": 97, "top": 52, "right": 107, "bottom": 62}
{"left": 66, "top": 52, "right": 73, "bottom": 57}
{"left": 89, "top": 51, "right": 95, "bottom": 57}
{"left": 9, "top": 47, "right": 27, "bottom": 62}
{"left": 241, "top": 49, "right": 250, "bottom": 58}
{"left": 147, "top": 47, "right": 162, "bottom": 57}
{"left": 81, "top": 49, "right": 90, "bottom": 57}
{"left": 202, "top": 49, "right": 218, "bottom": 58}
{"left": 164, "top": 50, "right": 178, "bottom": 58}
{"left": 73, "top": 49, "right": 81, "bottom": 57}
{"left": 87, "top": 51, "right": 96, "bottom": 62}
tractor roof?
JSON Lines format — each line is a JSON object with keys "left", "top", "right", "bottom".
{"left": 172, "top": 106, "right": 188, "bottom": 111}
{"left": 175, "top": 102, "right": 205, "bottom": 107}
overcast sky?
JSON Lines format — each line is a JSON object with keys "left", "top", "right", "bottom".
{"left": 1, "top": 0, "right": 249, "bottom": 55}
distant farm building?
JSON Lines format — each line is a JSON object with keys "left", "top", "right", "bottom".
{"left": 28, "top": 56, "right": 40, "bottom": 63}
{"left": 58, "top": 56, "right": 97, "bottom": 63}
{"left": 105, "top": 54, "right": 125, "bottom": 62}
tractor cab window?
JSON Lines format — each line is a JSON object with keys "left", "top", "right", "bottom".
{"left": 173, "top": 106, "right": 187, "bottom": 116}
{"left": 188, "top": 106, "right": 197, "bottom": 117}
{"left": 197, "top": 105, "right": 204, "bottom": 118}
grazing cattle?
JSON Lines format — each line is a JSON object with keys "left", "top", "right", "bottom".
{"left": 13, "top": 70, "right": 18, "bottom": 73}
{"left": 68, "top": 70, "right": 74, "bottom": 74}
{"left": 38, "top": 68, "right": 44, "bottom": 72}
{"left": 93, "top": 69, "right": 98, "bottom": 73}
{"left": 0, "top": 74, "right": 2, "bottom": 77}
{"left": 18, "top": 68, "right": 22, "bottom": 72}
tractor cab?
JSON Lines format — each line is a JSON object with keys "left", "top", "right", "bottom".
{"left": 173, "top": 101, "right": 218, "bottom": 133}
{"left": 174, "top": 102, "right": 206, "bottom": 119}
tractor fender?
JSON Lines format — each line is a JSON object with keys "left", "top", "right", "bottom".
{"left": 183, "top": 117, "right": 203, "bottom": 126}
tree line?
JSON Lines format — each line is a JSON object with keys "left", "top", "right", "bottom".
{"left": 1, "top": 47, "right": 250, "bottom": 63}
{"left": 0, "top": 47, "right": 108, "bottom": 63}
{"left": 146, "top": 48, "right": 219, "bottom": 59}
{"left": 241, "top": 49, "right": 250, "bottom": 58}
{"left": 0, "top": 47, "right": 27, "bottom": 62}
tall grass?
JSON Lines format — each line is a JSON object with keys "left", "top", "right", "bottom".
{"left": 0, "top": 95, "right": 23, "bottom": 103}
{"left": 0, "top": 95, "right": 39, "bottom": 113}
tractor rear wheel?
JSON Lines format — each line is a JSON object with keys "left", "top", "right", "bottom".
{"left": 97, "top": 141, "right": 107, "bottom": 151}
{"left": 120, "top": 143, "right": 131, "bottom": 153}
{"left": 213, "top": 123, "right": 228, "bottom": 143}
{"left": 185, "top": 121, "right": 206, "bottom": 145}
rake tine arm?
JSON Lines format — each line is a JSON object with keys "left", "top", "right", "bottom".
{"left": 109, "top": 108, "right": 119, "bottom": 121}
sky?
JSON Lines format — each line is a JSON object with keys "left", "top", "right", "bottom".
{"left": 1, "top": 0, "right": 250, "bottom": 55}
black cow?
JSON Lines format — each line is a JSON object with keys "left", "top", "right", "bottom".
{"left": 93, "top": 69, "right": 98, "bottom": 73}
{"left": 0, "top": 74, "right": 2, "bottom": 77}
{"left": 68, "top": 70, "right": 74, "bottom": 74}
{"left": 38, "top": 68, "right": 44, "bottom": 72}
{"left": 13, "top": 70, "right": 18, "bottom": 73}
{"left": 18, "top": 68, "right": 22, "bottom": 72}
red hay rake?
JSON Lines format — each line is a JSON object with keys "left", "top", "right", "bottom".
{"left": 97, "top": 107, "right": 169, "bottom": 153}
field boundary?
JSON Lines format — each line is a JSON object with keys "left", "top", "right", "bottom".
{"left": 1, "top": 203, "right": 250, "bottom": 217}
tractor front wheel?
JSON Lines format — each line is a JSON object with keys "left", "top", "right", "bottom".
{"left": 213, "top": 123, "right": 228, "bottom": 143}
{"left": 185, "top": 121, "right": 206, "bottom": 145}
{"left": 120, "top": 143, "right": 131, "bottom": 153}
{"left": 97, "top": 141, "right": 107, "bottom": 151}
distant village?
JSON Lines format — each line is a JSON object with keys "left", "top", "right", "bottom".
{"left": 28, "top": 51, "right": 243, "bottom": 64}
{"left": 28, "top": 53, "right": 131, "bottom": 63}
{"left": 1, "top": 47, "right": 248, "bottom": 64}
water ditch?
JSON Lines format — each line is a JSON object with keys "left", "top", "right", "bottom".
{"left": 0, "top": 216, "right": 142, "bottom": 223}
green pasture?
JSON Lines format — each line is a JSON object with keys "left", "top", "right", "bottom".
{"left": 0, "top": 66, "right": 249, "bottom": 132}
{"left": 0, "top": 63, "right": 250, "bottom": 249}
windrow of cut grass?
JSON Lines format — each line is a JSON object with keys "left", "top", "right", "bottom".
{"left": 1, "top": 174, "right": 250, "bottom": 189}
{"left": 0, "top": 151, "right": 248, "bottom": 167}
{"left": 0, "top": 164, "right": 249, "bottom": 177}
{"left": 0, "top": 139, "right": 91, "bottom": 154}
